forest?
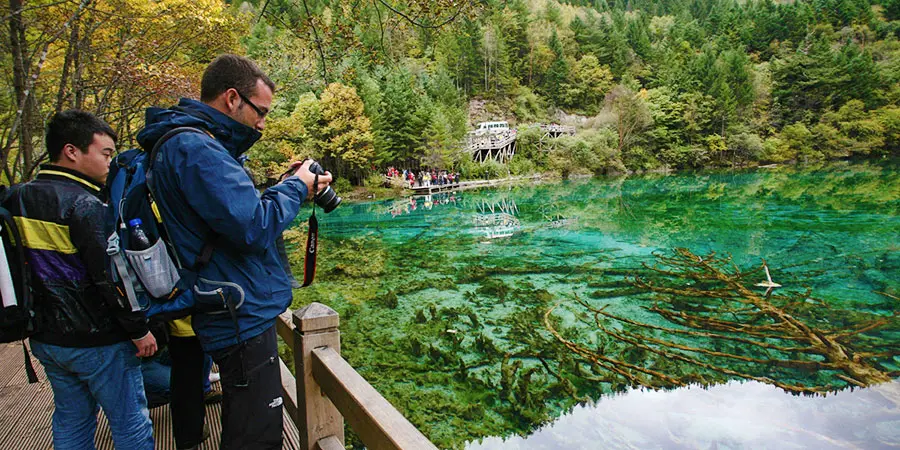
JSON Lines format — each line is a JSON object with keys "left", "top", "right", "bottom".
{"left": 2, "top": 0, "right": 900, "bottom": 188}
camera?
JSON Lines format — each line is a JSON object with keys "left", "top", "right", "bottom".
{"left": 307, "top": 160, "right": 341, "bottom": 213}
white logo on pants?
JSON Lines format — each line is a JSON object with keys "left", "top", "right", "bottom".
{"left": 269, "top": 396, "right": 283, "bottom": 408}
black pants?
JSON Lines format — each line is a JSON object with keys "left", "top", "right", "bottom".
{"left": 169, "top": 335, "right": 206, "bottom": 448}
{"left": 209, "top": 324, "right": 283, "bottom": 450}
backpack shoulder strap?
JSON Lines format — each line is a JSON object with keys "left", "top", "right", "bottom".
{"left": 146, "top": 127, "right": 209, "bottom": 172}
{"left": 144, "top": 126, "right": 218, "bottom": 271}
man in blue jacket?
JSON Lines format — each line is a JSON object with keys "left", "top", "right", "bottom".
{"left": 137, "top": 54, "right": 332, "bottom": 449}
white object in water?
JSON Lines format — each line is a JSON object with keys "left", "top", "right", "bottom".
{"left": 0, "top": 224, "right": 18, "bottom": 307}
{"left": 754, "top": 264, "right": 782, "bottom": 289}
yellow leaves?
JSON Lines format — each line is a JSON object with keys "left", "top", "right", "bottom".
{"left": 704, "top": 134, "right": 727, "bottom": 154}
{"left": 319, "top": 83, "right": 375, "bottom": 168}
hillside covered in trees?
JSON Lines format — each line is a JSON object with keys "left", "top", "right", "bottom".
{"left": 3, "top": 0, "right": 900, "bottom": 186}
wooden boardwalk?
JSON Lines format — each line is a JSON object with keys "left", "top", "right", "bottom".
{"left": 0, "top": 342, "right": 301, "bottom": 449}
{"left": 409, "top": 175, "right": 540, "bottom": 194}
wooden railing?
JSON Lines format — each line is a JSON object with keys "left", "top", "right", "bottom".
{"left": 275, "top": 303, "right": 438, "bottom": 450}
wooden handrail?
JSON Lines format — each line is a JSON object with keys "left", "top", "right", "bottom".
{"left": 315, "top": 436, "right": 344, "bottom": 450}
{"left": 278, "top": 358, "right": 299, "bottom": 422}
{"left": 276, "top": 309, "right": 299, "bottom": 421}
{"left": 275, "top": 305, "right": 437, "bottom": 450}
{"left": 312, "top": 346, "right": 437, "bottom": 450}
{"left": 276, "top": 309, "right": 295, "bottom": 349}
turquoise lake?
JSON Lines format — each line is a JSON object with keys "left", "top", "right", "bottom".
{"left": 291, "top": 160, "right": 900, "bottom": 449}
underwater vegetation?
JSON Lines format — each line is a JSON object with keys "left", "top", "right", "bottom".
{"left": 288, "top": 238, "right": 898, "bottom": 448}
{"left": 285, "top": 161, "right": 900, "bottom": 449}
{"left": 547, "top": 248, "right": 899, "bottom": 393}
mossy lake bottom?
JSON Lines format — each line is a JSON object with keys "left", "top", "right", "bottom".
{"left": 286, "top": 160, "right": 900, "bottom": 449}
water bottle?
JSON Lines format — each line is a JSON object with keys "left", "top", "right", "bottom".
{"left": 128, "top": 218, "right": 153, "bottom": 251}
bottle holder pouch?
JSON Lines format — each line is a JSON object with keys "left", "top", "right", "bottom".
{"left": 192, "top": 277, "right": 244, "bottom": 315}
{"left": 124, "top": 238, "right": 181, "bottom": 298}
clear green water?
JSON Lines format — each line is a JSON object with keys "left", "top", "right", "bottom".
{"left": 290, "top": 160, "right": 900, "bottom": 449}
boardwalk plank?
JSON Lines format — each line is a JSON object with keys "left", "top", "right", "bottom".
{"left": 0, "top": 343, "right": 301, "bottom": 449}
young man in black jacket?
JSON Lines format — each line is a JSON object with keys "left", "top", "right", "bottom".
{"left": 3, "top": 110, "right": 156, "bottom": 450}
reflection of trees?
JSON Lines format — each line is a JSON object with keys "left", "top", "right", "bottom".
{"left": 537, "top": 202, "right": 579, "bottom": 229}
{"left": 546, "top": 249, "right": 899, "bottom": 394}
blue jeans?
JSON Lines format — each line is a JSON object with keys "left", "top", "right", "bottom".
{"left": 141, "top": 357, "right": 171, "bottom": 408}
{"left": 30, "top": 339, "right": 154, "bottom": 450}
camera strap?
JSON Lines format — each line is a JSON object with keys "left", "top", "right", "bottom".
{"left": 301, "top": 174, "right": 319, "bottom": 287}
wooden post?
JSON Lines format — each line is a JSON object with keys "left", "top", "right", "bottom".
{"left": 294, "top": 302, "right": 344, "bottom": 450}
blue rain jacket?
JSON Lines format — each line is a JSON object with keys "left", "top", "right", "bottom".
{"left": 137, "top": 98, "right": 308, "bottom": 351}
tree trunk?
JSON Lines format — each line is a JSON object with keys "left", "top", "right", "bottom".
{"left": 55, "top": 22, "right": 80, "bottom": 113}
{"left": 8, "top": 0, "right": 35, "bottom": 181}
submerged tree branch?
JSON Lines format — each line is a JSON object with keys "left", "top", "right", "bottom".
{"left": 546, "top": 249, "right": 897, "bottom": 396}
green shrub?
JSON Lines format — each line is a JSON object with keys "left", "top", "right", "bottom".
{"left": 508, "top": 156, "right": 537, "bottom": 176}
{"left": 511, "top": 86, "right": 547, "bottom": 122}
{"left": 363, "top": 172, "right": 387, "bottom": 188}
{"left": 622, "top": 145, "right": 660, "bottom": 171}
{"left": 548, "top": 135, "right": 594, "bottom": 178}
{"left": 781, "top": 122, "right": 820, "bottom": 160}
{"left": 659, "top": 144, "right": 709, "bottom": 169}
{"left": 761, "top": 136, "right": 792, "bottom": 163}
{"left": 727, "top": 132, "right": 764, "bottom": 161}
{"left": 459, "top": 159, "right": 507, "bottom": 179}
{"left": 333, "top": 177, "right": 352, "bottom": 194}
{"left": 513, "top": 125, "right": 548, "bottom": 167}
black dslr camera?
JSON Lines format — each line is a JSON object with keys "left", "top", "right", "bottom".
{"left": 307, "top": 160, "right": 341, "bottom": 213}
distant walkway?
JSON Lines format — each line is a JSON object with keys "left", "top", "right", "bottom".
{"left": 0, "top": 342, "right": 301, "bottom": 449}
{"left": 410, "top": 175, "right": 540, "bottom": 194}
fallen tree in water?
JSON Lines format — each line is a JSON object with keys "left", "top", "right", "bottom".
{"left": 546, "top": 248, "right": 899, "bottom": 394}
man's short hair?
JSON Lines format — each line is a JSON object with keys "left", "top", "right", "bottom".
{"left": 200, "top": 54, "right": 276, "bottom": 102}
{"left": 46, "top": 109, "right": 117, "bottom": 162}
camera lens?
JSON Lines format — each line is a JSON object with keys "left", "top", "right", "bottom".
{"left": 307, "top": 160, "right": 340, "bottom": 213}
{"left": 315, "top": 186, "right": 341, "bottom": 213}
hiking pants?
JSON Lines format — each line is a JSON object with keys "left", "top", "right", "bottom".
{"left": 208, "top": 324, "right": 283, "bottom": 450}
{"left": 169, "top": 335, "right": 207, "bottom": 448}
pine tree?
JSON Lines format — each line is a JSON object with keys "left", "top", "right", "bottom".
{"left": 375, "top": 70, "right": 427, "bottom": 167}
{"left": 544, "top": 29, "right": 569, "bottom": 103}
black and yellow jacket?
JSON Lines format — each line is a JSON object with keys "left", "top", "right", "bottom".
{"left": 2, "top": 165, "right": 149, "bottom": 347}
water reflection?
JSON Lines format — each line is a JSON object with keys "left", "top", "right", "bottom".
{"left": 387, "top": 192, "right": 461, "bottom": 217}
{"left": 467, "top": 380, "right": 900, "bottom": 449}
{"left": 473, "top": 197, "right": 521, "bottom": 240}
{"left": 307, "top": 161, "right": 899, "bottom": 449}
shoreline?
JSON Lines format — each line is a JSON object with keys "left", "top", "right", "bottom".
{"left": 341, "top": 156, "right": 899, "bottom": 204}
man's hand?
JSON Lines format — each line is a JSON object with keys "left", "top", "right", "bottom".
{"left": 132, "top": 332, "right": 158, "bottom": 358}
{"left": 292, "top": 159, "right": 334, "bottom": 200}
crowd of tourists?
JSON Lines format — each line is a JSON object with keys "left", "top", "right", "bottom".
{"left": 386, "top": 166, "right": 461, "bottom": 188}
{"left": 0, "top": 55, "right": 331, "bottom": 450}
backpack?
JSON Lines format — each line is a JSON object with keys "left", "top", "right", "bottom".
{"left": 105, "top": 127, "right": 218, "bottom": 325}
{"left": 0, "top": 185, "right": 39, "bottom": 383}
